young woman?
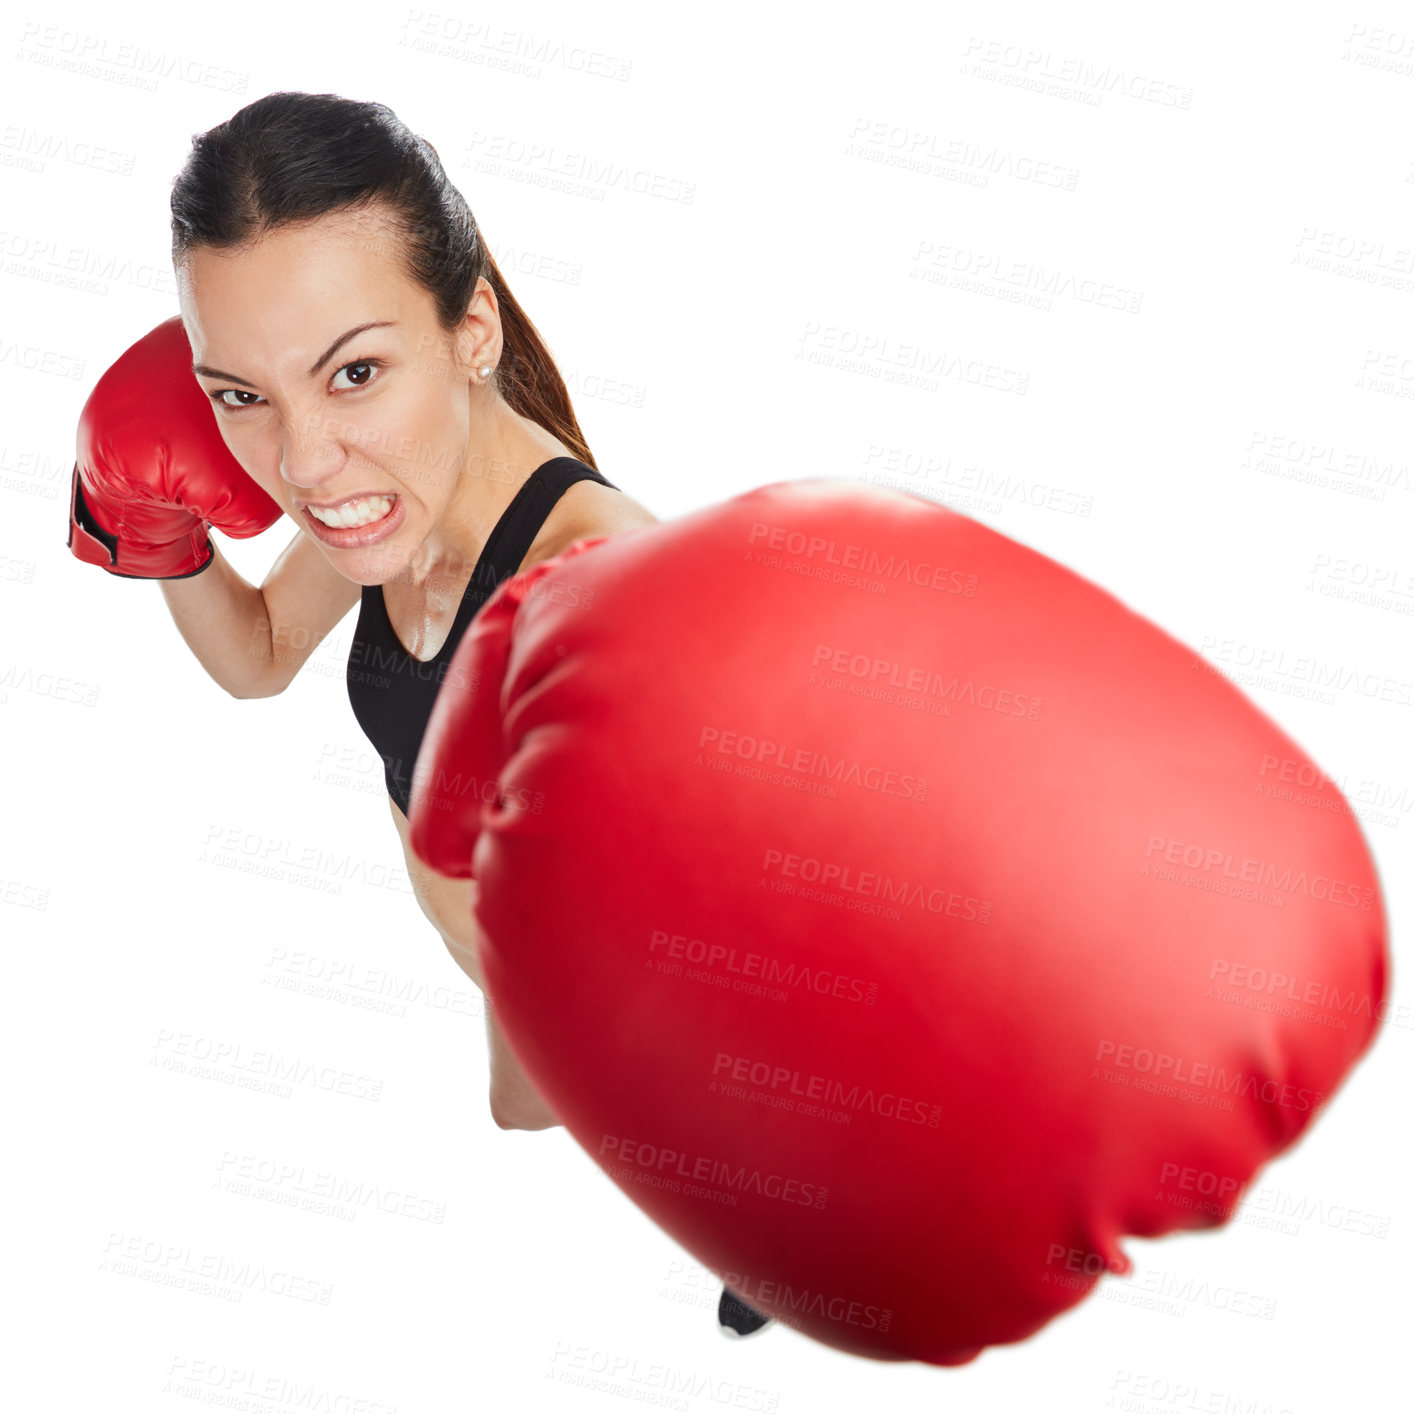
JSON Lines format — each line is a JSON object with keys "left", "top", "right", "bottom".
{"left": 68, "top": 91, "right": 769, "bottom": 1337}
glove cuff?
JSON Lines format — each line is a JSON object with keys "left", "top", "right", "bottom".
{"left": 66, "top": 465, "right": 214, "bottom": 580}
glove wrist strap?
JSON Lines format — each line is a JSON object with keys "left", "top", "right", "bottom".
{"left": 66, "top": 465, "right": 213, "bottom": 579}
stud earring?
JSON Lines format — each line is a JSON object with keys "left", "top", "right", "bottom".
{"left": 478, "top": 365, "right": 493, "bottom": 380}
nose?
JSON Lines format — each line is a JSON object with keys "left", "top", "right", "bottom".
{"left": 279, "top": 405, "right": 350, "bottom": 497}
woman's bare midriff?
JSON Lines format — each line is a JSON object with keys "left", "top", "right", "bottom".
{"left": 387, "top": 790, "right": 485, "bottom": 981}
{"left": 388, "top": 789, "right": 563, "bottom": 1130}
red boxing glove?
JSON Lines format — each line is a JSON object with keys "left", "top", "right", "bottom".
{"left": 409, "top": 480, "right": 1388, "bottom": 1365}
{"left": 407, "top": 534, "right": 610, "bottom": 877}
{"left": 67, "top": 315, "right": 282, "bottom": 578}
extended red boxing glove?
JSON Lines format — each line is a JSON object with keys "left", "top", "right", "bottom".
{"left": 67, "top": 315, "right": 282, "bottom": 578}
{"left": 408, "top": 479, "right": 1389, "bottom": 1366}
{"left": 407, "top": 534, "right": 611, "bottom": 876}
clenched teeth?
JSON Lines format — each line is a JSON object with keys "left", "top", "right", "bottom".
{"left": 307, "top": 494, "right": 395, "bottom": 529}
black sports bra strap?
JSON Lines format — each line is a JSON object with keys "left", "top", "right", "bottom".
{"left": 355, "top": 455, "right": 617, "bottom": 652}
{"left": 345, "top": 454, "right": 618, "bottom": 817}
{"left": 478, "top": 457, "right": 618, "bottom": 589}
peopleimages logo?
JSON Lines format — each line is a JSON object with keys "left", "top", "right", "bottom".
{"left": 1208, "top": 959, "right": 1387, "bottom": 1028}
{"left": 761, "top": 846, "right": 993, "bottom": 924}
{"left": 647, "top": 929, "right": 880, "bottom": 1005}
{"left": 597, "top": 1134, "right": 829, "bottom": 1210}
{"left": 1143, "top": 835, "right": 1376, "bottom": 909}
{"left": 696, "top": 725, "right": 928, "bottom": 801}
{"left": 745, "top": 520, "right": 979, "bottom": 595}
{"left": 1095, "top": 1040, "right": 1325, "bottom": 1115}
{"left": 710, "top": 1052, "right": 942, "bottom": 1128}
{"left": 810, "top": 643, "right": 1043, "bottom": 719}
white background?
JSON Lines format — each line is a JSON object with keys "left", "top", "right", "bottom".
{"left": 3, "top": 1, "right": 1410, "bottom": 1408}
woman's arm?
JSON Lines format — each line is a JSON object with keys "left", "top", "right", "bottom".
{"left": 385, "top": 488, "right": 658, "bottom": 1127}
{"left": 158, "top": 528, "right": 361, "bottom": 699}
{"left": 483, "top": 983, "right": 563, "bottom": 1132}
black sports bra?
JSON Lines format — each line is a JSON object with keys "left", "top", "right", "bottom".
{"left": 345, "top": 455, "right": 618, "bottom": 815}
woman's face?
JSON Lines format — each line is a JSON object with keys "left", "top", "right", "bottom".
{"left": 179, "top": 204, "right": 486, "bottom": 585}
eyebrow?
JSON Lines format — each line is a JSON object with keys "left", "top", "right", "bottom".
{"left": 192, "top": 320, "right": 399, "bottom": 385}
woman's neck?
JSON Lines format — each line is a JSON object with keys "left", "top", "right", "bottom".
{"left": 397, "top": 396, "right": 571, "bottom": 595}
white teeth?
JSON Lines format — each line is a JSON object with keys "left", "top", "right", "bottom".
{"left": 308, "top": 494, "right": 393, "bottom": 529}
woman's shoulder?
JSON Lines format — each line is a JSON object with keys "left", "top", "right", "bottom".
{"left": 532, "top": 473, "right": 658, "bottom": 563}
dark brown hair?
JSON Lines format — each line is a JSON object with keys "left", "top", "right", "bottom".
{"left": 169, "top": 91, "right": 596, "bottom": 469}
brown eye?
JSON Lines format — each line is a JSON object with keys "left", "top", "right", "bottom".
{"left": 332, "top": 360, "right": 380, "bottom": 390}
{"left": 215, "top": 388, "right": 265, "bottom": 410}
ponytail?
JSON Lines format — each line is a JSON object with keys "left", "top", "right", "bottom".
{"left": 480, "top": 246, "right": 596, "bottom": 471}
